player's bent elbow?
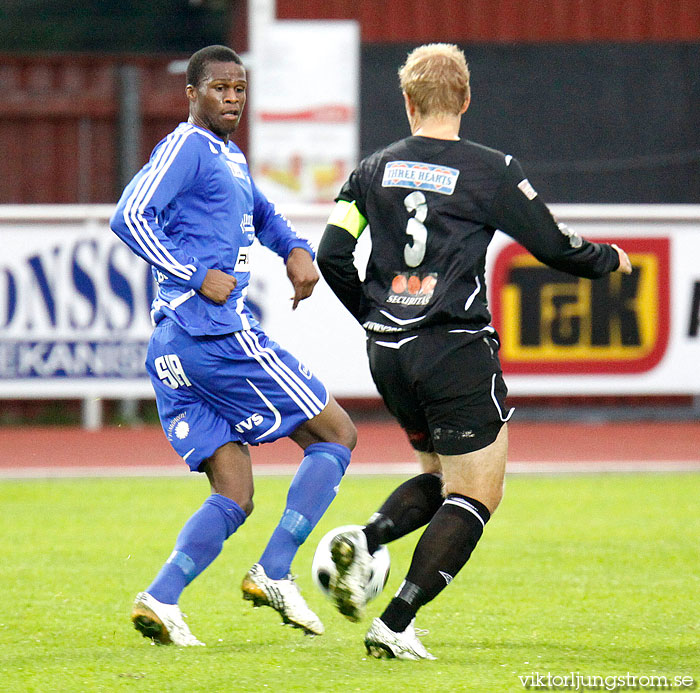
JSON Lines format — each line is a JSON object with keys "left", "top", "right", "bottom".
{"left": 109, "top": 209, "right": 129, "bottom": 241}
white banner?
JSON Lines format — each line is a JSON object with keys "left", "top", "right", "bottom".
{"left": 0, "top": 205, "right": 698, "bottom": 398}
{"left": 249, "top": 21, "right": 359, "bottom": 204}
{"left": 0, "top": 209, "right": 155, "bottom": 397}
{"left": 484, "top": 207, "right": 700, "bottom": 395}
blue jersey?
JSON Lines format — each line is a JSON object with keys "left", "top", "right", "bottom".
{"left": 110, "top": 122, "right": 314, "bottom": 336}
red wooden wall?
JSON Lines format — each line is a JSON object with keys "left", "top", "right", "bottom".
{"left": 2, "top": 1, "right": 699, "bottom": 203}
{"left": 277, "top": 0, "right": 700, "bottom": 42}
{"left": 0, "top": 55, "right": 189, "bottom": 203}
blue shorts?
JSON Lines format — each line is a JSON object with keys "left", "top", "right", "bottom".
{"left": 146, "top": 319, "right": 329, "bottom": 471}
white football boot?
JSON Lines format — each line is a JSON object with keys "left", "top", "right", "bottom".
{"left": 329, "top": 529, "right": 372, "bottom": 622}
{"left": 131, "top": 592, "right": 204, "bottom": 646}
{"left": 241, "top": 563, "right": 324, "bottom": 635}
{"left": 364, "top": 617, "right": 436, "bottom": 660}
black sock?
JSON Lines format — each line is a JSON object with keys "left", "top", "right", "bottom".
{"left": 380, "top": 494, "right": 490, "bottom": 633}
{"left": 379, "top": 580, "right": 427, "bottom": 634}
{"left": 362, "top": 473, "right": 443, "bottom": 555}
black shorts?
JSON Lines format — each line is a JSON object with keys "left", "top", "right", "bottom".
{"left": 366, "top": 328, "right": 513, "bottom": 455}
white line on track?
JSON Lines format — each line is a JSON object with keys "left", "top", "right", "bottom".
{"left": 1, "top": 460, "right": 699, "bottom": 479}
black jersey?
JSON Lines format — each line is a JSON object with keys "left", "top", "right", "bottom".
{"left": 318, "top": 135, "right": 620, "bottom": 335}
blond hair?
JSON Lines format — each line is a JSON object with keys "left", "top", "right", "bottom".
{"left": 398, "top": 43, "right": 470, "bottom": 118}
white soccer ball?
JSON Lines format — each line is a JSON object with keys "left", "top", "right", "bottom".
{"left": 311, "top": 524, "right": 390, "bottom": 603}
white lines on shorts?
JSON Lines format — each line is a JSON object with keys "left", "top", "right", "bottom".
{"left": 378, "top": 310, "right": 426, "bottom": 326}
{"left": 235, "top": 331, "right": 324, "bottom": 419}
{"left": 463, "top": 275, "right": 481, "bottom": 312}
{"left": 247, "top": 378, "right": 282, "bottom": 441}
{"left": 491, "top": 373, "right": 514, "bottom": 422}
{"left": 375, "top": 335, "right": 419, "bottom": 349}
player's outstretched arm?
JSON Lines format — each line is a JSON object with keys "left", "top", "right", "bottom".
{"left": 199, "top": 269, "right": 237, "bottom": 304}
{"left": 488, "top": 159, "right": 622, "bottom": 279}
{"left": 286, "top": 248, "right": 319, "bottom": 310}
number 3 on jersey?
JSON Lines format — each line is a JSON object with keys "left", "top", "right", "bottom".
{"left": 403, "top": 191, "right": 428, "bottom": 267}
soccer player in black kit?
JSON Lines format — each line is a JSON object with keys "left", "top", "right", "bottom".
{"left": 317, "top": 43, "right": 632, "bottom": 660}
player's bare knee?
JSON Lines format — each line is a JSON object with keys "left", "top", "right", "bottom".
{"left": 216, "top": 486, "right": 254, "bottom": 516}
{"left": 442, "top": 480, "right": 500, "bottom": 515}
{"left": 327, "top": 401, "right": 357, "bottom": 449}
{"left": 230, "top": 488, "right": 254, "bottom": 516}
{"left": 323, "top": 408, "right": 358, "bottom": 450}
{"left": 298, "top": 400, "right": 357, "bottom": 450}
{"left": 339, "top": 418, "right": 358, "bottom": 450}
{"left": 488, "top": 483, "right": 504, "bottom": 513}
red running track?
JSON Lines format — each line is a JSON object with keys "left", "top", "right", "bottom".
{"left": 0, "top": 421, "right": 698, "bottom": 477}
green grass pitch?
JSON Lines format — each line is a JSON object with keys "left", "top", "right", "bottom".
{"left": 1, "top": 473, "right": 697, "bottom": 692}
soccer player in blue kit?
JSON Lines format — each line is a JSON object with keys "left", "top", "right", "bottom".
{"left": 110, "top": 45, "right": 356, "bottom": 645}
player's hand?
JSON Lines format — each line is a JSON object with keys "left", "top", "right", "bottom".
{"left": 286, "top": 248, "right": 319, "bottom": 310}
{"left": 199, "top": 269, "right": 237, "bottom": 304}
{"left": 611, "top": 244, "right": 632, "bottom": 274}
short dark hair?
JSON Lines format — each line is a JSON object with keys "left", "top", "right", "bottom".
{"left": 186, "top": 45, "right": 243, "bottom": 87}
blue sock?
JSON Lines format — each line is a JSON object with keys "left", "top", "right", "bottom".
{"left": 147, "top": 494, "right": 246, "bottom": 604}
{"left": 259, "top": 442, "right": 351, "bottom": 579}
